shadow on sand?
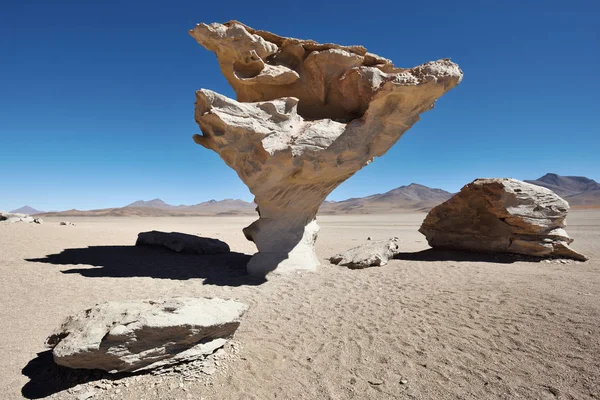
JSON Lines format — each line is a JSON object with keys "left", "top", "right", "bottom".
{"left": 21, "top": 351, "right": 129, "bottom": 399}
{"left": 393, "top": 248, "right": 544, "bottom": 264}
{"left": 26, "top": 245, "right": 265, "bottom": 286}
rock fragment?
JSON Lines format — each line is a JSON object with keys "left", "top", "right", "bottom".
{"left": 330, "top": 237, "right": 401, "bottom": 268}
{"left": 135, "top": 231, "right": 230, "bottom": 254}
{"left": 46, "top": 297, "right": 247, "bottom": 373}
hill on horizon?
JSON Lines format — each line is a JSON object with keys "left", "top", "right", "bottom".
{"left": 30, "top": 174, "right": 600, "bottom": 217}
{"left": 9, "top": 206, "right": 44, "bottom": 215}
{"left": 319, "top": 183, "right": 453, "bottom": 214}
{"left": 125, "top": 198, "right": 173, "bottom": 208}
{"left": 525, "top": 173, "right": 600, "bottom": 206}
{"left": 37, "top": 183, "right": 453, "bottom": 217}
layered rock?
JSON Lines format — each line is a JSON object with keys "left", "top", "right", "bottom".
{"left": 189, "top": 21, "right": 463, "bottom": 275}
{"left": 419, "top": 178, "right": 588, "bottom": 261}
{"left": 136, "top": 231, "right": 230, "bottom": 254}
{"left": 330, "top": 237, "right": 401, "bottom": 269}
{"left": 46, "top": 297, "right": 247, "bottom": 373}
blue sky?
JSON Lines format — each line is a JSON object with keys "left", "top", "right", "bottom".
{"left": 1, "top": 0, "right": 598, "bottom": 211}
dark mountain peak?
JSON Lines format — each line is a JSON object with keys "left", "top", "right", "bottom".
{"left": 125, "top": 198, "right": 172, "bottom": 208}
{"left": 537, "top": 173, "right": 559, "bottom": 183}
{"left": 9, "top": 205, "right": 44, "bottom": 215}
{"left": 526, "top": 173, "right": 600, "bottom": 200}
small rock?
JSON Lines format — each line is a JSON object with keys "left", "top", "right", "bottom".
{"left": 135, "top": 231, "right": 230, "bottom": 255}
{"left": 400, "top": 379, "right": 408, "bottom": 385}
{"left": 350, "top": 377, "right": 357, "bottom": 384}
{"left": 34, "top": 218, "right": 43, "bottom": 224}
{"left": 76, "top": 390, "right": 96, "bottom": 400}
{"left": 70, "top": 385, "right": 83, "bottom": 393}
{"left": 202, "top": 366, "right": 217, "bottom": 375}
{"left": 330, "top": 237, "right": 401, "bottom": 269}
{"left": 60, "top": 221, "right": 74, "bottom": 226}
{"left": 368, "top": 378, "right": 384, "bottom": 385}
{"left": 367, "top": 237, "right": 372, "bottom": 240}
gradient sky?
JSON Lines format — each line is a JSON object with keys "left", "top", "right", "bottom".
{"left": 1, "top": 0, "right": 598, "bottom": 211}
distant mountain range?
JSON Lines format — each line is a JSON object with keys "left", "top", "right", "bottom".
{"left": 319, "top": 183, "right": 453, "bottom": 214}
{"left": 525, "top": 173, "right": 600, "bottom": 207}
{"left": 16, "top": 174, "right": 600, "bottom": 217}
{"left": 36, "top": 184, "right": 452, "bottom": 217}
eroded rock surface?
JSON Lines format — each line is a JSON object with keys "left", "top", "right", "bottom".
{"left": 330, "top": 237, "right": 401, "bottom": 269}
{"left": 419, "top": 178, "right": 588, "bottom": 261}
{"left": 46, "top": 297, "right": 248, "bottom": 373}
{"left": 136, "top": 231, "right": 230, "bottom": 254}
{"left": 0, "top": 212, "right": 35, "bottom": 223}
{"left": 190, "top": 21, "right": 463, "bottom": 275}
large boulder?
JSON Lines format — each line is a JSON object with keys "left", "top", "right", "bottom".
{"left": 419, "top": 178, "right": 588, "bottom": 261}
{"left": 189, "top": 21, "right": 463, "bottom": 275}
{"left": 46, "top": 297, "right": 248, "bottom": 373}
{"left": 330, "top": 237, "right": 401, "bottom": 269}
{"left": 0, "top": 212, "right": 34, "bottom": 223}
{"left": 135, "top": 231, "right": 230, "bottom": 254}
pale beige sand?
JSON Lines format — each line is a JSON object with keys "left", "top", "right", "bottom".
{"left": 1, "top": 212, "right": 599, "bottom": 399}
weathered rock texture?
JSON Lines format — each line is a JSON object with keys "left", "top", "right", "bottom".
{"left": 419, "top": 178, "right": 588, "bottom": 261}
{"left": 330, "top": 237, "right": 401, "bottom": 269}
{"left": 136, "top": 231, "right": 230, "bottom": 254}
{"left": 189, "top": 21, "right": 463, "bottom": 275}
{"left": 0, "top": 212, "right": 35, "bottom": 223}
{"left": 46, "top": 297, "right": 247, "bottom": 373}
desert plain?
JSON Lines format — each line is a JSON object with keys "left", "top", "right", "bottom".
{"left": 1, "top": 211, "right": 599, "bottom": 400}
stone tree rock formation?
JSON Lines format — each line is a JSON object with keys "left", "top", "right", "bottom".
{"left": 419, "top": 178, "right": 588, "bottom": 261}
{"left": 189, "top": 21, "right": 463, "bottom": 275}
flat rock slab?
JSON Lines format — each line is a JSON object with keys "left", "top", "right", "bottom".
{"left": 419, "top": 178, "right": 588, "bottom": 261}
{"left": 330, "top": 237, "right": 401, "bottom": 269}
{"left": 136, "top": 231, "right": 230, "bottom": 255}
{"left": 46, "top": 297, "right": 248, "bottom": 373}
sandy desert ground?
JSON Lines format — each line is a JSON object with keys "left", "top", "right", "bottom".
{"left": 1, "top": 212, "right": 599, "bottom": 400}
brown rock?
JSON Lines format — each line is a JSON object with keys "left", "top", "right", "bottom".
{"left": 419, "top": 178, "right": 588, "bottom": 261}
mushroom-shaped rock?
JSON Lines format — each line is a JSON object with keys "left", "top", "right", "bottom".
{"left": 190, "top": 21, "right": 463, "bottom": 275}
{"left": 419, "top": 178, "right": 588, "bottom": 261}
{"left": 46, "top": 297, "right": 248, "bottom": 373}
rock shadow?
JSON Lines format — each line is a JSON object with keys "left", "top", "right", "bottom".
{"left": 26, "top": 245, "right": 265, "bottom": 286}
{"left": 21, "top": 350, "right": 125, "bottom": 399}
{"left": 393, "top": 248, "right": 544, "bottom": 264}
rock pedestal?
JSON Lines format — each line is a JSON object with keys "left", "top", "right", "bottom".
{"left": 189, "top": 21, "right": 463, "bottom": 275}
{"left": 419, "top": 178, "right": 588, "bottom": 261}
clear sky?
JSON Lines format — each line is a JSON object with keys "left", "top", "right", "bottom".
{"left": 1, "top": 0, "right": 598, "bottom": 211}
